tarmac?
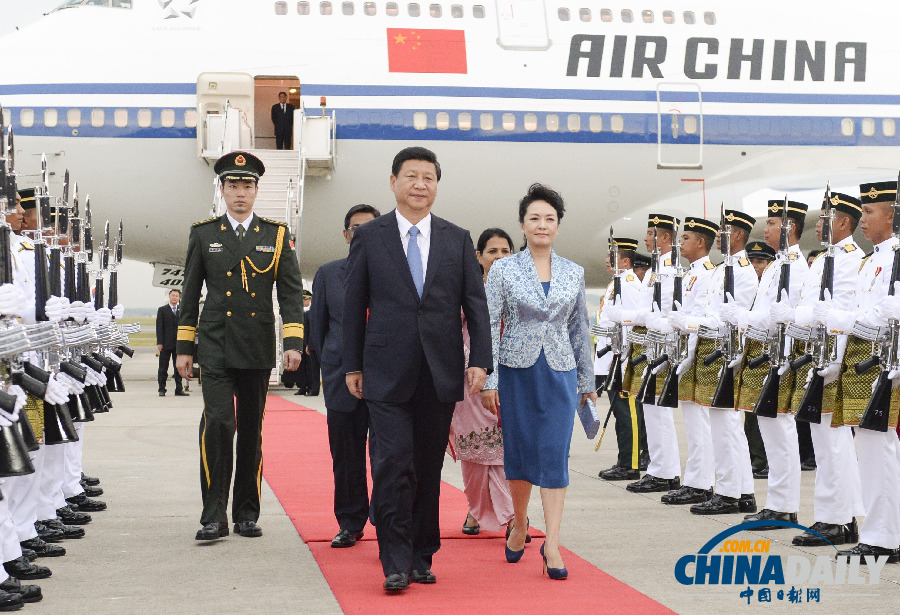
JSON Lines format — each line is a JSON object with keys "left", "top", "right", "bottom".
{"left": 22, "top": 346, "right": 900, "bottom": 614}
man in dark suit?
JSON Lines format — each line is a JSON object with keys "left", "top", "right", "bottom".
{"left": 156, "top": 289, "right": 188, "bottom": 397}
{"left": 342, "top": 147, "right": 492, "bottom": 592}
{"left": 310, "top": 203, "right": 380, "bottom": 548}
{"left": 270, "top": 91, "right": 294, "bottom": 150}
{"left": 296, "top": 290, "right": 321, "bottom": 396}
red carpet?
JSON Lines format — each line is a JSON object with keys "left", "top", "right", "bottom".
{"left": 262, "top": 396, "right": 673, "bottom": 614}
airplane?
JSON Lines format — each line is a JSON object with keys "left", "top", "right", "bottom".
{"left": 2, "top": 0, "right": 900, "bottom": 288}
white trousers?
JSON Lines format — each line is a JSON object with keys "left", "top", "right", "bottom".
{"left": 809, "top": 416, "right": 864, "bottom": 524}
{"left": 0, "top": 483, "right": 23, "bottom": 564}
{"left": 856, "top": 429, "right": 900, "bottom": 549}
{"left": 62, "top": 423, "right": 86, "bottom": 499}
{"left": 757, "top": 414, "right": 801, "bottom": 513}
{"left": 37, "top": 442, "right": 68, "bottom": 521}
{"left": 4, "top": 446, "right": 45, "bottom": 541}
{"left": 644, "top": 403, "right": 681, "bottom": 480}
{"left": 681, "top": 401, "right": 715, "bottom": 490}
{"left": 709, "top": 408, "right": 755, "bottom": 499}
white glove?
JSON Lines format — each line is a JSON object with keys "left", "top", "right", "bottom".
{"left": 45, "top": 296, "right": 70, "bottom": 321}
{"left": 83, "top": 366, "right": 102, "bottom": 387}
{"left": 816, "top": 362, "right": 841, "bottom": 386}
{"left": 44, "top": 374, "right": 71, "bottom": 405}
{"left": 879, "top": 290, "right": 900, "bottom": 322}
{"left": 68, "top": 300, "right": 86, "bottom": 323}
{"left": 720, "top": 293, "right": 742, "bottom": 326}
{"left": 811, "top": 290, "right": 833, "bottom": 326}
{"left": 676, "top": 349, "right": 696, "bottom": 376}
{"left": 605, "top": 300, "right": 623, "bottom": 324}
{"left": 728, "top": 352, "right": 744, "bottom": 370}
{"left": 104, "top": 350, "right": 122, "bottom": 366}
{"left": 91, "top": 306, "right": 112, "bottom": 326}
{"left": 668, "top": 302, "right": 688, "bottom": 331}
{"left": 111, "top": 303, "right": 125, "bottom": 320}
{"left": 0, "top": 411, "right": 11, "bottom": 428}
{"left": 770, "top": 297, "right": 795, "bottom": 324}
{"left": 651, "top": 359, "right": 668, "bottom": 375}
{"left": 97, "top": 368, "right": 108, "bottom": 386}
{"left": 81, "top": 302, "right": 96, "bottom": 323}
{"left": 778, "top": 361, "right": 791, "bottom": 376}
{"left": 7, "top": 385, "right": 26, "bottom": 416}
{"left": 57, "top": 372, "right": 85, "bottom": 395}
{"left": 889, "top": 368, "right": 900, "bottom": 389}
{"left": 0, "top": 283, "right": 26, "bottom": 318}
{"left": 646, "top": 313, "right": 673, "bottom": 334}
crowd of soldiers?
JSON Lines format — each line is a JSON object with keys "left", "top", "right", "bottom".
{"left": 1, "top": 118, "right": 134, "bottom": 610}
{"left": 592, "top": 182, "right": 900, "bottom": 566}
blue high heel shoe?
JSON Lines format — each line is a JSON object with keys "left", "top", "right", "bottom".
{"left": 541, "top": 543, "right": 568, "bottom": 580}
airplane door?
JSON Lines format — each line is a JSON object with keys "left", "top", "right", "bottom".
{"left": 656, "top": 83, "right": 703, "bottom": 170}
{"left": 495, "top": 0, "right": 551, "bottom": 50}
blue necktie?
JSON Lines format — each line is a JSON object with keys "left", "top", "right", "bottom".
{"left": 407, "top": 226, "right": 424, "bottom": 299}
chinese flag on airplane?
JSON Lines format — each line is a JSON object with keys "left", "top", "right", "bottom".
{"left": 387, "top": 28, "right": 467, "bottom": 74}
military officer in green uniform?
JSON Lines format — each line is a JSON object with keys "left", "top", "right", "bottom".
{"left": 176, "top": 151, "right": 305, "bottom": 542}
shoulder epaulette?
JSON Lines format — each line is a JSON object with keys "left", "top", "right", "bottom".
{"left": 626, "top": 274, "right": 636, "bottom": 282}
{"left": 260, "top": 217, "right": 288, "bottom": 226}
{"left": 703, "top": 261, "right": 714, "bottom": 270}
{"left": 192, "top": 217, "right": 218, "bottom": 227}
{"left": 664, "top": 258, "right": 672, "bottom": 267}
{"left": 738, "top": 257, "right": 750, "bottom": 267}
{"left": 844, "top": 243, "right": 858, "bottom": 253}
{"left": 19, "top": 241, "right": 34, "bottom": 251}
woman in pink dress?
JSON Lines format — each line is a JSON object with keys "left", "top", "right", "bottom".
{"left": 451, "top": 228, "right": 517, "bottom": 535}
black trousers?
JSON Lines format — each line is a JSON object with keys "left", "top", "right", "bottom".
{"left": 744, "top": 411, "right": 768, "bottom": 472}
{"left": 275, "top": 129, "right": 291, "bottom": 150}
{"left": 158, "top": 348, "right": 183, "bottom": 393}
{"left": 198, "top": 365, "right": 269, "bottom": 524}
{"left": 327, "top": 401, "right": 370, "bottom": 533}
{"left": 610, "top": 391, "right": 647, "bottom": 469}
{"left": 366, "top": 364, "right": 454, "bottom": 576}
{"left": 300, "top": 347, "right": 321, "bottom": 394}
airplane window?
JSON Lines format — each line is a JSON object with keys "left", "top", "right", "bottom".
{"left": 413, "top": 111, "right": 427, "bottom": 130}
{"left": 600, "top": 8, "right": 612, "bottom": 22}
{"left": 611, "top": 114, "right": 624, "bottom": 133}
{"left": 408, "top": 3, "right": 420, "bottom": 17}
{"left": 545, "top": 114, "right": 559, "bottom": 132}
{"left": 642, "top": 10, "right": 653, "bottom": 23}
{"left": 579, "top": 8, "right": 591, "bottom": 22}
{"left": 502, "top": 113, "right": 516, "bottom": 131}
{"left": 137, "top": 109, "right": 152, "bottom": 128}
{"left": 663, "top": 10, "right": 674, "bottom": 23}
{"left": 44, "top": 109, "right": 58, "bottom": 128}
{"left": 524, "top": 113, "right": 538, "bottom": 131}
{"left": 558, "top": 8, "right": 570, "bottom": 21}
{"left": 85, "top": 0, "right": 110, "bottom": 6}
{"left": 473, "top": 5, "right": 485, "bottom": 18}
{"left": 458, "top": 112, "right": 471, "bottom": 130}
{"left": 91, "top": 109, "right": 104, "bottom": 127}
{"left": 298, "top": 1, "right": 310, "bottom": 14}
{"left": 840, "top": 118, "right": 854, "bottom": 136}
{"left": 161, "top": 109, "right": 176, "bottom": 128}
{"left": 567, "top": 114, "right": 581, "bottom": 132}
{"left": 431, "top": 4, "right": 442, "bottom": 17}
{"left": 589, "top": 115, "right": 602, "bottom": 132}
{"left": 621, "top": 9, "right": 633, "bottom": 23}
{"left": 451, "top": 4, "right": 463, "bottom": 17}
{"left": 20, "top": 109, "right": 34, "bottom": 129}
{"left": 184, "top": 109, "right": 198, "bottom": 128}
{"left": 386, "top": 2, "right": 398, "bottom": 16}
{"left": 862, "top": 118, "right": 875, "bottom": 137}
{"left": 684, "top": 116, "right": 698, "bottom": 134}
{"left": 320, "top": 1, "right": 333, "bottom": 15}
{"left": 703, "top": 11, "right": 715, "bottom": 25}
{"left": 436, "top": 112, "right": 450, "bottom": 130}
{"left": 683, "top": 11, "right": 695, "bottom": 24}
{"left": 342, "top": 1, "right": 354, "bottom": 15}
{"left": 883, "top": 119, "right": 896, "bottom": 137}
{"left": 275, "top": 1, "right": 288, "bottom": 15}
{"left": 114, "top": 109, "right": 128, "bottom": 127}
{"left": 364, "top": 2, "right": 376, "bottom": 15}
{"left": 480, "top": 113, "right": 494, "bottom": 130}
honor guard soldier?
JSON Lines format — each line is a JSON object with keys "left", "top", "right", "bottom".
{"left": 813, "top": 181, "right": 900, "bottom": 564}
{"left": 722, "top": 200, "right": 811, "bottom": 529}
{"left": 176, "top": 151, "right": 305, "bottom": 542}
{"left": 747, "top": 242, "right": 776, "bottom": 281}
{"left": 769, "top": 192, "right": 865, "bottom": 546}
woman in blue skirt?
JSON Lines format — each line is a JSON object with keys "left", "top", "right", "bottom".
{"left": 480, "top": 183, "right": 596, "bottom": 579}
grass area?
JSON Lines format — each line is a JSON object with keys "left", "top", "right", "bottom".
{"left": 118, "top": 317, "right": 156, "bottom": 347}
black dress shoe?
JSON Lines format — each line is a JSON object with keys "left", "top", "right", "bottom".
{"left": 34, "top": 523, "right": 64, "bottom": 543}
{"left": 793, "top": 522, "right": 852, "bottom": 546}
{"left": 174, "top": 391, "right": 190, "bottom": 397}
{"left": 661, "top": 486, "right": 711, "bottom": 505}
{"left": 0, "top": 589, "right": 23, "bottom": 611}
{"left": 0, "top": 577, "right": 41, "bottom": 604}
{"left": 40, "top": 518, "right": 85, "bottom": 539}
{"left": 743, "top": 508, "right": 798, "bottom": 530}
{"left": 383, "top": 573, "right": 409, "bottom": 592}
{"left": 599, "top": 465, "right": 641, "bottom": 481}
{"left": 3, "top": 557, "right": 51, "bottom": 580}
{"left": 752, "top": 467, "right": 769, "bottom": 479}
{"left": 411, "top": 569, "right": 436, "bottom": 584}
{"left": 691, "top": 494, "right": 740, "bottom": 515}
{"left": 81, "top": 473, "right": 100, "bottom": 486}
{"left": 65, "top": 494, "right": 106, "bottom": 512}
{"left": 638, "top": 455, "right": 650, "bottom": 472}
{"left": 195, "top": 522, "right": 229, "bottom": 541}
{"left": 19, "top": 550, "right": 36, "bottom": 563}
{"left": 234, "top": 520, "right": 262, "bottom": 537}
{"left": 294, "top": 389, "right": 307, "bottom": 396}
{"left": 626, "top": 474, "right": 681, "bottom": 493}
{"left": 81, "top": 484, "right": 104, "bottom": 497}
{"left": 19, "top": 538, "right": 65, "bottom": 558}
{"left": 56, "top": 506, "right": 91, "bottom": 525}
{"left": 739, "top": 493, "right": 758, "bottom": 513}
{"left": 331, "top": 529, "right": 364, "bottom": 547}
{"left": 836, "top": 543, "right": 900, "bottom": 565}
{"left": 305, "top": 390, "right": 319, "bottom": 397}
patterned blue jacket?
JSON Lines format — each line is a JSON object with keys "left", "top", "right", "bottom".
{"left": 484, "top": 249, "right": 593, "bottom": 393}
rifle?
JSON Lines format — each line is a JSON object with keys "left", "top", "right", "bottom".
{"left": 753, "top": 196, "right": 793, "bottom": 417}
{"left": 590, "top": 228, "right": 623, "bottom": 450}
{"left": 657, "top": 218, "right": 687, "bottom": 408}
{"left": 109, "top": 220, "right": 123, "bottom": 310}
{"left": 636, "top": 227, "right": 665, "bottom": 405}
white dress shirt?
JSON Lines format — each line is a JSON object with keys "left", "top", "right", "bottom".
{"left": 226, "top": 211, "right": 255, "bottom": 234}
{"left": 395, "top": 209, "right": 431, "bottom": 279}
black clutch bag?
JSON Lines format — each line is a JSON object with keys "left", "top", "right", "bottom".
{"left": 577, "top": 397, "right": 600, "bottom": 439}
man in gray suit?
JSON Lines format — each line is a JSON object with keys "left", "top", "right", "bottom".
{"left": 309, "top": 204, "right": 380, "bottom": 549}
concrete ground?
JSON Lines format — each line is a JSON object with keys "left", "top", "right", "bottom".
{"left": 23, "top": 346, "right": 900, "bottom": 614}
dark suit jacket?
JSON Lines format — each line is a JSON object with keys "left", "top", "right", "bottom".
{"left": 271, "top": 102, "right": 295, "bottom": 133}
{"left": 156, "top": 303, "right": 180, "bottom": 350}
{"left": 309, "top": 258, "right": 360, "bottom": 413}
{"left": 342, "top": 210, "right": 492, "bottom": 404}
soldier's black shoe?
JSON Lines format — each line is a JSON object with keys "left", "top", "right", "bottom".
{"left": 836, "top": 543, "right": 900, "bottom": 565}
{"left": 752, "top": 467, "right": 769, "bottom": 479}
{"left": 383, "top": 573, "right": 409, "bottom": 592}
{"left": 793, "top": 522, "right": 854, "bottom": 547}
{"left": 739, "top": 493, "right": 758, "bottom": 513}
{"left": 599, "top": 465, "right": 640, "bottom": 481}
{"left": 19, "top": 550, "right": 36, "bottom": 563}
{"left": 195, "top": 522, "right": 229, "bottom": 541}
{"left": 661, "top": 486, "right": 711, "bottom": 505}
{"left": 174, "top": 391, "right": 190, "bottom": 397}
{"left": 19, "top": 538, "right": 65, "bottom": 558}
{"left": 81, "top": 473, "right": 100, "bottom": 486}
{"left": 3, "top": 557, "right": 51, "bottom": 580}
{"left": 65, "top": 494, "right": 106, "bottom": 512}
{"left": 691, "top": 494, "right": 739, "bottom": 515}
{"left": 56, "top": 506, "right": 91, "bottom": 525}
{"left": 626, "top": 474, "right": 680, "bottom": 493}
{"left": 40, "top": 518, "right": 85, "bottom": 539}
{"left": 410, "top": 569, "right": 436, "bottom": 584}
{"left": 80, "top": 484, "right": 103, "bottom": 497}
{"left": 0, "top": 589, "right": 23, "bottom": 611}
{"left": 33, "top": 523, "right": 64, "bottom": 543}
{"left": 743, "top": 509, "right": 798, "bottom": 530}
{"left": 0, "top": 577, "right": 41, "bottom": 604}
{"left": 234, "top": 521, "right": 262, "bottom": 537}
